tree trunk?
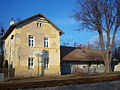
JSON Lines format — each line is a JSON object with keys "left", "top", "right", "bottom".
{"left": 98, "top": 29, "right": 112, "bottom": 72}
{"left": 104, "top": 51, "right": 112, "bottom": 72}
{"left": 104, "top": 60, "right": 112, "bottom": 72}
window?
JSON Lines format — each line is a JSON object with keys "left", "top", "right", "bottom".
{"left": 11, "top": 35, "right": 14, "bottom": 39}
{"left": 28, "top": 57, "right": 34, "bottom": 69}
{"left": 37, "top": 22, "right": 42, "bottom": 27}
{"left": 28, "top": 35, "right": 35, "bottom": 47}
{"left": 37, "top": 22, "right": 39, "bottom": 27}
{"left": 44, "top": 37, "right": 49, "bottom": 48}
{"left": 44, "top": 58, "right": 49, "bottom": 69}
{"left": 40, "top": 23, "right": 42, "bottom": 27}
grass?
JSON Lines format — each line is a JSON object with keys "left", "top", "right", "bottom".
{"left": 3, "top": 71, "right": 120, "bottom": 83}
{"left": 89, "top": 71, "right": 120, "bottom": 77}
{"left": 1, "top": 72, "right": 120, "bottom": 89}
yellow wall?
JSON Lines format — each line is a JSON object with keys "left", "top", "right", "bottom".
{"left": 4, "top": 17, "right": 61, "bottom": 77}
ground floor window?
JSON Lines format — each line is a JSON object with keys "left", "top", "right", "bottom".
{"left": 44, "top": 58, "right": 49, "bottom": 69}
{"left": 28, "top": 57, "right": 34, "bottom": 69}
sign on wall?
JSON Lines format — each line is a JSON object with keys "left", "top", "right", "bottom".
{"left": 33, "top": 51, "right": 43, "bottom": 55}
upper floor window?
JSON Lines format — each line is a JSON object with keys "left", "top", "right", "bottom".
{"left": 11, "top": 35, "right": 14, "bottom": 40}
{"left": 28, "top": 57, "right": 34, "bottom": 70}
{"left": 37, "top": 22, "right": 42, "bottom": 27}
{"left": 40, "top": 23, "right": 42, "bottom": 27}
{"left": 44, "top": 37, "right": 49, "bottom": 48}
{"left": 28, "top": 35, "right": 35, "bottom": 47}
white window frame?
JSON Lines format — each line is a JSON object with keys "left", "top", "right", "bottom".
{"left": 44, "top": 37, "right": 49, "bottom": 48}
{"left": 44, "top": 58, "right": 49, "bottom": 69}
{"left": 28, "top": 35, "right": 35, "bottom": 47}
{"left": 28, "top": 57, "right": 34, "bottom": 70}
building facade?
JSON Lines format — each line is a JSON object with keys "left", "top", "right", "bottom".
{"left": 60, "top": 46, "right": 105, "bottom": 75}
{"left": 3, "top": 13, "right": 64, "bottom": 77}
{"left": 60, "top": 46, "right": 119, "bottom": 75}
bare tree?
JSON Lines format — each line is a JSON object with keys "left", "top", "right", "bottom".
{"left": 73, "top": 0, "right": 120, "bottom": 72}
{"left": 73, "top": 42, "right": 82, "bottom": 48}
{"left": 16, "top": 17, "right": 22, "bottom": 22}
{"left": 61, "top": 38, "right": 74, "bottom": 46}
{"left": 0, "top": 27, "right": 4, "bottom": 68}
{"left": 73, "top": 42, "right": 100, "bottom": 49}
{"left": 113, "top": 46, "right": 120, "bottom": 61}
{"left": 93, "top": 40, "right": 101, "bottom": 49}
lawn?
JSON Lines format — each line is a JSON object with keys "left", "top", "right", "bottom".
{"left": 1, "top": 72, "right": 120, "bottom": 89}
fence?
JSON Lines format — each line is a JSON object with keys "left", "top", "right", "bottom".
{"left": 0, "top": 68, "right": 15, "bottom": 78}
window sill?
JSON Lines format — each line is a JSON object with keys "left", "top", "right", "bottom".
{"left": 28, "top": 69, "right": 34, "bottom": 70}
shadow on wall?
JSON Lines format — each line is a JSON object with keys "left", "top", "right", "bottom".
{"left": 4, "top": 60, "right": 8, "bottom": 68}
{"left": 60, "top": 46, "right": 77, "bottom": 60}
{"left": 0, "top": 60, "right": 15, "bottom": 78}
{"left": 0, "top": 60, "right": 3, "bottom": 68}
{"left": 112, "top": 61, "right": 120, "bottom": 71}
{"left": 61, "top": 63, "right": 71, "bottom": 75}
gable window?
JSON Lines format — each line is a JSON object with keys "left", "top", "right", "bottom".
{"left": 28, "top": 57, "right": 34, "bottom": 69}
{"left": 28, "top": 35, "right": 35, "bottom": 47}
{"left": 11, "top": 35, "right": 14, "bottom": 39}
{"left": 37, "top": 22, "right": 42, "bottom": 27}
{"left": 44, "top": 58, "right": 49, "bottom": 69}
{"left": 40, "top": 23, "right": 42, "bottom": 27}
{"left": 37, "top": 22, "right": 39, "bottom": 27}
{"left": 44, "top": 37, "right": 49, "bottom": 48}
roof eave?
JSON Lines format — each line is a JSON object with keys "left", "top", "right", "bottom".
{"left": 2, "top": 13, "right": 64, "bottom": 39}
{"left": 2, "top": 24, "right": 16, "bottom": 39}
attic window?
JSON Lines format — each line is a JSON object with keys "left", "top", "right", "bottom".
{"left": 37, "top": 22, "right": 39, "bottom": 27}
{"left": 37, "top": 22, "right": 42, "bottom": 27}
{"left": 40, "top": 23, "right": 42, "bottom": 27}
{"left": 11, "top": 35, "right": 14, "bottom": 39}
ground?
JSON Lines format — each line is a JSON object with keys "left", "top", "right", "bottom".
{"left": 1, "top": 72, "right": 120, "bottom": 89}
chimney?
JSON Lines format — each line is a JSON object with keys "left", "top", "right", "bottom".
{"left": 10, "top": 18, "right": 15, "bottom": 26}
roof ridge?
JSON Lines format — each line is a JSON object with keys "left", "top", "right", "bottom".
{"left": 3, "top": 13, "right": 64, "bottom": 39}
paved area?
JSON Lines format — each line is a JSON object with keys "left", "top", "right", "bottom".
{"left": 21, "top": 80, "right": 120, "bottom": 90}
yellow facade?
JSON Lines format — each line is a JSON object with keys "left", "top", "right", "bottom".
{"left": 4, "top": 14, "right": 63, "bottom": 77}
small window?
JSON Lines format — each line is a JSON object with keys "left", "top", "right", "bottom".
{"left": 44, "top": 58, "right": 49, "bottom": 69}
{"left": 44, "top": 37, "right": 49, "bottom": 48}
{"left": 37, "top": 22, "right": 42, "bottom": 27}
{"left": 11, "top": 35, "right": 14, "bottom": 39}
{"left": 28, "top": 57, "right": 34, "bottom": 69}
{"left": 28, "top": 35, "right": 35, "bottom": 47}
{"left": 40, "top": 23, "right": 42, "bottom": 27}
{"left": 37, "top": 22, "right": 39, "bottom": 27}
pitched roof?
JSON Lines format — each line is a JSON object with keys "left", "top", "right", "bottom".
{"left": 3, "top": 13, "right": 64, "bottom": 39}
{"left": 60, "top": 46, "right": 103, "bottom": 62}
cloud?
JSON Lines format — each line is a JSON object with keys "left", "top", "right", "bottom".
{"left": 88, "top": 35, "right": 99, "bottom": 42}
{"left": 115, "top": 34, "right": 120, "bottom": 41}
{"left": 88, "top": 33, "right": 119, "bottom": 42}
{"left": 116, "top": 38, "right": 120, "bottom": 41}
{"left": 88, "top": 33, "right": 106, "bottom": 42}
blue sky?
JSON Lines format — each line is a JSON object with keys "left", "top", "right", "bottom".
{"left": 0, "top": 0, "right": 99, "bottom": 46}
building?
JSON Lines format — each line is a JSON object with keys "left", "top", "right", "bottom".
{"left": 60, "top": 46, "right": 105, "bottom": 75}
{"left": 3, "top": 13, "right": 64, "bottom": 77}
{"left": 60, "top": 46, "right": 120, "bottom": 75}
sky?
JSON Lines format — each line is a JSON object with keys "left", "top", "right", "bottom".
{"left": 0, "top": 0, "right": 105, "bottom": 46}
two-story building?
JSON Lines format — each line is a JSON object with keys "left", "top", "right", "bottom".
{"left": 3, "top": 13, "right": 64, "bottom": 77}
